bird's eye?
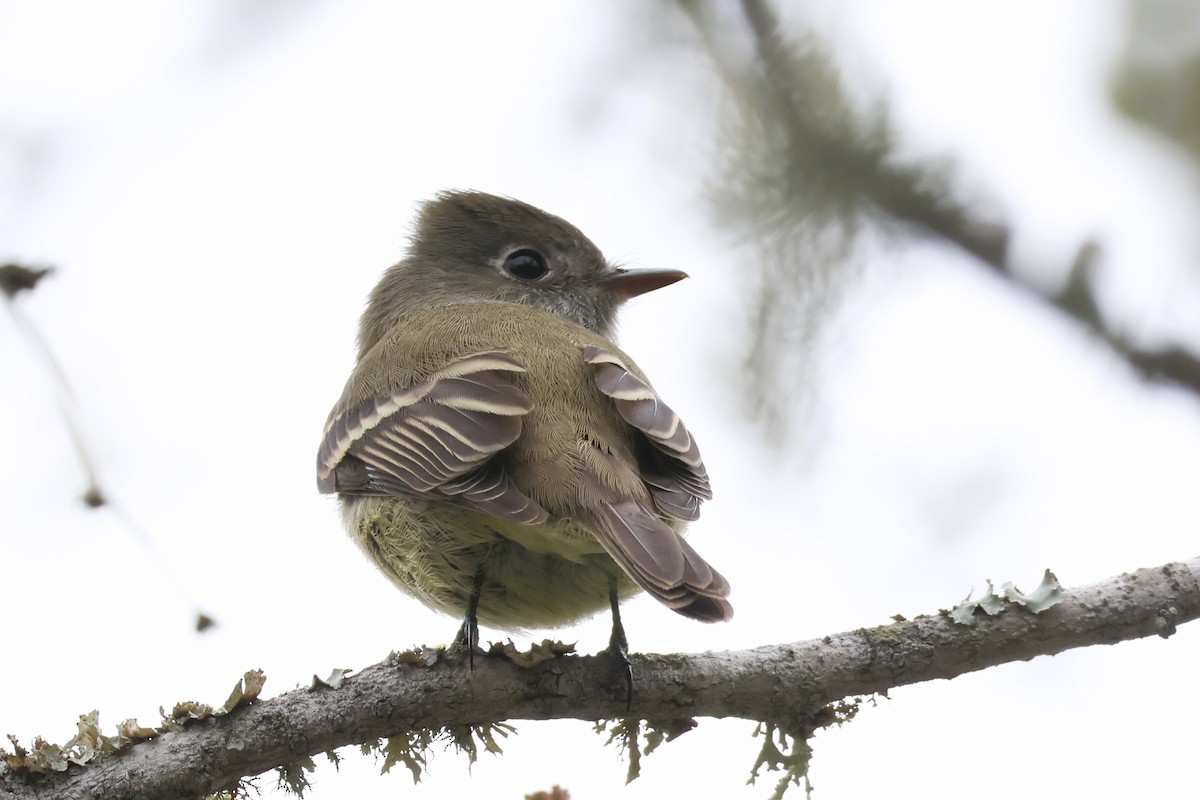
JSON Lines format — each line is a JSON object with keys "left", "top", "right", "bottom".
{"left": 502, "top": 249, "right": 549, "bottom": 281}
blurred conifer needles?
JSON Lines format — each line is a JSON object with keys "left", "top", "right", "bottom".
{"left": 674, "top": 0, "right": 1200, "bottom": 437}
{"left": 676, "top": 0, "right": 1007, "bottom": 437}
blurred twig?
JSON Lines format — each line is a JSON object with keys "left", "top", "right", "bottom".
{"left": 1019, "top": 241, "right": 1200, "bottom": 391}
{"left": 2, "top": 263, "right": 107, "bottom": 503}
{"left": 3, "top": 262, "right": 215, "bottom": 633}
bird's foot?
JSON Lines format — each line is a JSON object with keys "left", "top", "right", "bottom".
{"left": 451, "top": 571, "right": 484, "bottom": 670}
{"left": 601, "top": 634, "right": 634, "bottom": 712}
{"left": 604, "top": 579, "right": 634, "bottom": 710}
{"left": 450, "top": 615, "right": 481, "bottom": 670}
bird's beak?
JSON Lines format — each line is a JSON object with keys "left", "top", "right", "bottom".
{"left": 597, "top": 267, "right": 688, "bottom": 300}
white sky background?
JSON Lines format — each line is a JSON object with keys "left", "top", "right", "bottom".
{"left": 2, "top": 1, "right": 1198, "bottom": 798}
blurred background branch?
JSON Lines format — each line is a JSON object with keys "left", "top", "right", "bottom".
{"left": 677, "top": 0, "right": 1200, "bottom": 435}
{"left": 2, "top": 262, "right": 215, "bottom": 632}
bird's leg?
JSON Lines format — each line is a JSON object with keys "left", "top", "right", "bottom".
{"left": 452, "top": 568, "right": 484, "bottom": 670}
{"left": 603, "top": 576, "right": 633, "bottom": 710}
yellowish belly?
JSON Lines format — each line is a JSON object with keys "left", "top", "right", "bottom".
{"left": 342, "top": 495, "right": 638, "bottom": 631}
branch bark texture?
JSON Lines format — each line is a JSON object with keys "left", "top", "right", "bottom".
{"left": 4, "top": 558, "right": 1197, "bottom": 800}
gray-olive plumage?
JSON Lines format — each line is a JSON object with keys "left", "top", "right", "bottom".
{"left": 317, "top": 190, "right": 731, "bottom": 632}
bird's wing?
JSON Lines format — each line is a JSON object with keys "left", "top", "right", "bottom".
{"left": 317, "top": 350, "right": 548, "bottom": 525}
{"left": 580, "top": 345, "right": 731, "bottom": 622}
{"left": 582, "top": 345, "right": 712, "bottom": 521}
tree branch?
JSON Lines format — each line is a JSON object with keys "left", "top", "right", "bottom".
{"left": 5, "top": 557, "right": 1197, "bottom": 800}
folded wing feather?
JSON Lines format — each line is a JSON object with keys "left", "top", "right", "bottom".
{"left": 583, "top": 345, "right": 731, "bottom": 622}
{"left": 316, "top": 350, "right": 548, "bottom": 525}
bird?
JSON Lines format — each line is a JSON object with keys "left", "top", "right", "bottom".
{"left": 316, "top": 190, "right": 731, "bottom": 667}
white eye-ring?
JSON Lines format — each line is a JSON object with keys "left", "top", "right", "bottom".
{"left": 501, "top": 249, "right": 550, "bottom": 281}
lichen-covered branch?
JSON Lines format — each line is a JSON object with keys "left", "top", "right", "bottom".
{"left": 3, "top": 557, "right": 1197, "bottom": 800}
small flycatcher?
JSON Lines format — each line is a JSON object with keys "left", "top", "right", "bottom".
{"left": 317, "top": 191, "right": 731, "bottom": 653}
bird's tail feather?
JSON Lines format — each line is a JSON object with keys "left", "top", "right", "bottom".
{"left": 592, "top": 500, "right": 732, "bottom": 623}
